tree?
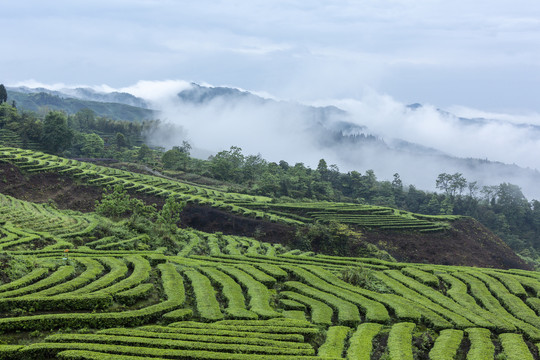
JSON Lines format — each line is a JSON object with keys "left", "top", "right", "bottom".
{"left": 156, "top": 196, "right": 185, "bottom": 233}
{"left": 73, "top": 109, "right": 96, "bottom": 131}
{"left": 95, "top": 184, "right": 155, "bottom": 220}
{"left": 81, "top": 133, "right": 105, "bottom": 157}
{"left": 392, "top": 173, "right": 403, "bottom": 192}
{"left": 317, "top": 159, "right": 329, "bottom": 181}
{"left": 450, "top": 173, "right": 467, "bottom": 197}
{"left": 358, "top": 170, "right": 377, "bottom": 201}
{"left": 137, "top": 144, "right": 152, "bottom": 162}
{"left": 0, "top": 84, "right": 7, "bottom": 104}
{"left": 481, "top": 185, "right": 499, "bottom": 204}
{"left": 242, "top": 154, "right": 266, "bottom": 185}
{"left": 279, "top": 160, "right": 290, "bottom": 171}
{"left": 435, "top": 173, "right": 452, "bottom": 195}
{"left": 426, "top": 194, "right": 440, "bottom": 214}
{"left": 179, "top": 140, "right": 192, "bottom": 154}
{"left": 0, "top": 102, "right": 19, "bottom": 128}
{"left": 115, "top": 132, "right": 128, "bottom": 148}
{"left": 209, "top": 146, "right": 245, "bottom": 181}
{"left": 440, "top": 196, "right": 454, "bottom": 215}
{"left": 162, "top": 146, "right": 187, "bottom": 170}
{"left": 436, "top": 172, "right": 467, "bottom": 197}
{"left": 468, "top": 181, "right": 479, "bottom": 198}
{"left": 42, "top": 111, "right": 73, "bottom": 153}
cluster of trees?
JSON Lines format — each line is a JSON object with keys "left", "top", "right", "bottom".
{"left": 95, "top": 184, "right": 186, "bottom": 253}
{"left": 0, "top": 100, "right": 149, "bottom": 159}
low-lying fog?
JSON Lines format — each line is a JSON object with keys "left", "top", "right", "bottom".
{"left": 15, "top": 80, "right": 540, "bottom": 200}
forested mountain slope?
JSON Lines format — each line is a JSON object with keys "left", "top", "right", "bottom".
{"left": 6, "top": 90, "right": 155, "bottom": 122}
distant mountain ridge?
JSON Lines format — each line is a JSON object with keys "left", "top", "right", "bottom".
{"left": 8, "top": 86, "right": 150, "bottom": 108}
{"left": 6, "top": 88, "right": 155, "bottom": 122}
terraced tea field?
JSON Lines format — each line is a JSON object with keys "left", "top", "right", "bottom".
{"left": 1, "top": 146, "right": 540, "bottom": 359}
{"left": 0, "top": 145, "right": 457, "bottom": 232}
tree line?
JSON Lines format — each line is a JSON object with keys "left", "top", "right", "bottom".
{"left": 0, "top": 100, "right": 158, "bottom": 160}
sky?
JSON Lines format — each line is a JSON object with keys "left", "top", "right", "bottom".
{"left": 3, "top": 0, "right": 540, "bottom": 112}
{"left": 3, "top": 0, "right": 540, "bottom": 198}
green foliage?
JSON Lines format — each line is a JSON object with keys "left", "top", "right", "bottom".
{"left": 137, "top": 144, "right": 152, "bottom": 162}
{"left": 7, "top": 91, "right": 154, "bottom": 122}
{"left": 156, "top": 196, "right": 185, "bottom": 233}
{"left": 42, "top": 111, "right": 73, "bottom": 153}
{"left": 285, "top": 265, "right": 389, "bottom": 322}
{"left": 199, "top": 267, "right": 257, "bottom": 320}
{"left": 0, "top": 85, "right": 7, "bottom": 104}
{"left": 387, "top": 322, "right": 415, "bottom": 360}
{"left": 7, "top": 135, "right": 540, "bottom": 360}
{"left": 340, "top": 266, "right": 378, "bottom": 289}
{"left": 428, "top": 329, "right": 463, "bottom": 360}
{"left": 317, "top": 326, "right": 350, "bottom": 358}
{"left": 115, "top": 132, "right": 128, "bottom": 148}
{"left": 499, "top": 333, "right": 534, "bottom": 360}
{"left": 294, "top": 221, "right": 361, "bottom": 256}
{"left": 95, "top": 184, "right": 154, "bottom": 220}
{"left": 281, "top": 291, "right": 333, "bottom": 325}
{"left": 436, "top": 173, "right": 467, "bottom": 197}
{"left": 183, "top": 269, "right": 224, "bottom": 321}
{"left": 0, "top": 253, "right": 37, "bottom": 283}
{"left": 465, "top": 328, "right": 495, "bottom": 360}
{"left": 346, "top": 323, "right": 383, "bottom": 360}
{"left": 219, "top": 265, "right": 281, "bottom": 319}
{"left": 284, "top": 281, "right": 361, "bottom": 326}
{"left": 80, "top": 133, "right": 104, "bottom": 158}
{"left": 162, "top": 144, "right": 190, "bottom": 170}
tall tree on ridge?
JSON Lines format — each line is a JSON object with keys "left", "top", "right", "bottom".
{"left": 0, "top": 84, "right": 7, "bottom": 104}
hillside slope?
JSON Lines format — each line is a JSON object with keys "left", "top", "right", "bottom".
{"left": 6, "top": 90, "right": 155, "bottom": 122}
{"left": 0, "top": 146, "right": 529, "bottom": 270}
{"left": 1, "top": 190, "right": 540, "bottom": 358}
{"left": 2, "top": 145, "right": 540, "bottom": 359}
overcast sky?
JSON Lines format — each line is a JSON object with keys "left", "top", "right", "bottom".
{"left": 2, "top": 0, "right": 540, "bottom": 112}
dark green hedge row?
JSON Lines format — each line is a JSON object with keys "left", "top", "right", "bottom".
{"left": 55, "top": 348, "right": 331, "bottom": 360}
{"left": 138, "top": 325, "right": 306, "bottom": 342}
{"left": 96, "top": 327, "right": 313, "bottom": 350}
{"left": 43, "top": 333, "right": 316, "bottom": 356}
{"left": 0, "top": 293, "right": 112, "bottom": 312}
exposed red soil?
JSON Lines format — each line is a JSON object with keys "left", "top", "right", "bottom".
{"left": 0, "top": 162, "right": 103, "bottom": 212}
{"left": 0, "top": 161, "right": 531, "bottom": 270}
{"left": 361, "top": 218, "right": 530, "bottom": 270}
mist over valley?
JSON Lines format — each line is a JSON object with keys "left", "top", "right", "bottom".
{"left": 9, "top": 81, "right": 540, "bottom": 200}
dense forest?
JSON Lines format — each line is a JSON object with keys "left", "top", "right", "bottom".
{"left": 1, "top": 90, "right": 540, "bottom": 268}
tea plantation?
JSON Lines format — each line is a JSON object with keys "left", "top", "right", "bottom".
{"left": 1, "top": 145, "right": 540, "bottom": 359}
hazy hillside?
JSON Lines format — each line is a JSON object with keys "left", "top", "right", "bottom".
{"left": 6, "top": 89, "right": 155, "bottom": 122}
{"left": 8, "top": 86, "right": 150, "bottom": 108}
{"left": 152, "top": 83, "right": 540, "bottom": 200}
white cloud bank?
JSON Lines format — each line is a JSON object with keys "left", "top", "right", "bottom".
{"left": 105, "top": 80, "right": 540, "bottom": 198}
